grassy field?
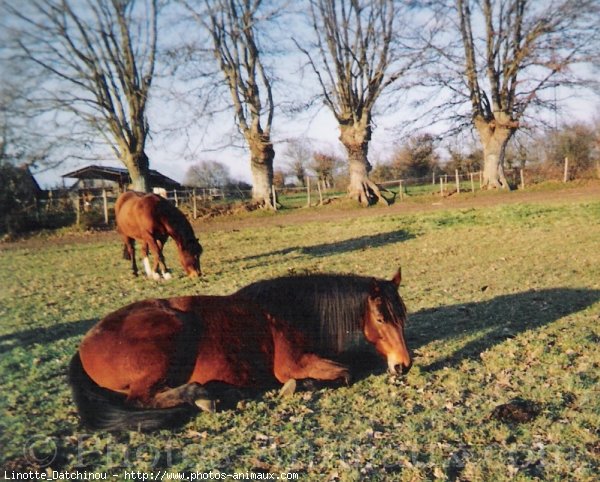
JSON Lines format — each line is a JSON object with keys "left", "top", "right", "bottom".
{"left": 1, "top": 186, "right": 599, "bottom": 481}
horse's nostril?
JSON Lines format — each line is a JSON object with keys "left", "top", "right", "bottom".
{"left": 402, "top": 363, "right": 412, "bottom": 375}
{"left": 394, "top": 364, "right": 402, "bottom": 375}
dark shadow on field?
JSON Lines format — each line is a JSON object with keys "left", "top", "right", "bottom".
{"left": 241, "top": 229, "right": 414, "bottom": 261}
{"left": 405, "top": 288, "right": 600, "bottom": 372}
{"left": 0, "top": 319, "right": 97, "bottom": 354}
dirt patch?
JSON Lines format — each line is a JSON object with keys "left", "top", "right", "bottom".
{"left": 491, "top": 398, "right": 542, "bottom": 424}
{"left": 194, "top": 201, "right": 262, "bottom": 220}
{"left": 199, "top": 180, "right": 600, "bottom": 232}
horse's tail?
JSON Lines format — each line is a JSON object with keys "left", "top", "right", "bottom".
{"left": 68, "top": 352, "right": 195, "bottom": 431}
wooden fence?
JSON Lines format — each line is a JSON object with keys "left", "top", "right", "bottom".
{"left": 30, "top": 162, "right": 584, "bottom": 230}
{"left": 41, "top": 168, "right": 525, "bottom": 227}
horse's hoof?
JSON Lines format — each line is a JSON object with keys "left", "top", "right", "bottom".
{"left": 195, "top": 398, "right": 216, "bottom": 413}
{"left": 279, "top": 379, "right": 297, "bottom": 398}
{"left": 151, "top": 272, "right": 161, "bottom": 281}
{"left": 163, "top": 272, "right": 172, "bottom": 280}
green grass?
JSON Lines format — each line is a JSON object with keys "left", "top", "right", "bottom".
{"left": 1, "top": 194, "right": 599, "bottom": 480}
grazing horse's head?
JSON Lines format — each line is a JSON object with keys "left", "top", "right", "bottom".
{"left": 180, "top": 238, "right": 203, "bottom": 278}
{"left": 362, "top": 270, "right": 412, "bottom": 376}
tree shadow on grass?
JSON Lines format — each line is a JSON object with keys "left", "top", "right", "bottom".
{"left": 340, "top": 287, "right": 600, "bottom": 380}
{"left": 407, "top": 287, "right": 600, "bottom": 372}
{"left": 0, "top": 318, "right": 97, "bottom": 354}
{"left": 241, "top": 229, "right": 415, "bottom": 262}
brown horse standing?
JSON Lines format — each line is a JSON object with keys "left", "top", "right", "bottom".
{"left": 115, "top": 191, "right": 202, "bottom": 279}
{"left": 69, "top": 278, "right": 411, "bottom": 431}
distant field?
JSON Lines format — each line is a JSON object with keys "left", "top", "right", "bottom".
{"left": 1, "top": 185, "right": 599, "bottom": 480}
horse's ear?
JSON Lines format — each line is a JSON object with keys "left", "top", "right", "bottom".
{"left": 391, "top": 267, "right": 402, "bottom": 289}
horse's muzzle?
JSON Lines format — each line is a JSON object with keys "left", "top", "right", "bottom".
{"left": 388, "top": 361, "right": 412, "bottom": 377}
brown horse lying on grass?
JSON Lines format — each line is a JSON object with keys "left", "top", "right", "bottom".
{"left": 69, "top": 278, "right": 411, "bottom": 431}
{"left": 115, "top": 191, "right": 202, "bottom": 279}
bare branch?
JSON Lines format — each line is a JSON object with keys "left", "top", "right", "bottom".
{"left": 2, "top": 0, "right": 159, "bottom": 190}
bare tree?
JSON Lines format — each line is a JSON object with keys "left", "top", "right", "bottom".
{"left": 546, "top": 123, "right": 598, "bottom": 178}
{"left": 446, "top": 0, "right": 600, "bottom": 189}
{"left": 283, "top": 138, "right": 313, "bottom": 186}
{"left": 392, "top": 133, "right": 439, "bottom": 179}
{"left": 3, "top": 0, "right": 158, "bottom": 192}
{"left": 183, "top": 0, "right": 277, "bottom": 206}
{"left": 297, "top": 0, "right": 429, "bottom": 205}
{"left": 312, "top": 150, "right": 342, "bottom": 188}
{"left": 0, "top": 28, "right": 63, "bottom": 171}
{"left": 184, "top": 160, "right": 231, "bottom": 188}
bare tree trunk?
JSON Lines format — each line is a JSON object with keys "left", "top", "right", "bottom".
{"left": 475, "top": 117, "right": 514, "bottom": 189}
{"left": 122, "top": 151, "right": 151, "bottom": 193}
{"left": 340, "top": 124, "right": 388, "bottom": 206}
{"left": 247, "top": 132, "right": 275, "bottom": 206}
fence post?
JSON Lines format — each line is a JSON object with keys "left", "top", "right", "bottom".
{"left": 317, "top": 179, "right": 323, "bottom": 205}
{"left": 271, "top": 185, "right": 277, "bottom": 211}
{"left": 440, "top": 177, "right": 444, "bottom": 196}
{"left": 470, "top": 172, "right": 475, "bottom": 192}
{"left": 398, "top": 180, "right": 404, "bottom": 201}
{"left": 455, "top": 169, "right": 460, "bottom": 194}
{"left": 520, "top": 169, "right": 525, "bottom": 190}
{"left": 563, "top": 157, "right": 569, "bottom": 183}
{"left": 102, "top": 189, "right": 109, "bottom": 224}
{"left": 306, "top": 176, "right": 311, "bottom": 207}
{"left": 73, "top": 194, "right": 81, "bottom": 226}
{"left": 432, "top": 172, "right": 436, "bottom": 185}
{"left": 479, "top": 170, "right": 483, "bottom": 186}
{"left": 192, "top": 188, "right": 197, "bottom": 219}
{"left": 174, "top": 190, "right": 179, "bottom": 207}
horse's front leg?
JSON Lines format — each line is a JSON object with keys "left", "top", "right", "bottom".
{"left": 140, "top": 242, "right": 158, "bottom": 280}
{"left": 151, "top": 382, "right": 216, "bottom": 412}
{"left": 275, "top": 355, "right": 351, "bottom": 398}
{"left": 271, "top": 326, "right": 350, "bottom": 387}
{"left": 146, "top": 237, "right": 171, "bottom": 280}
{"left": 156, "top": 239, "right": 172, "bottom": 279}
{"left": 294, "top": 354, "right": 351, "bottom": 384}
{"left": 273, "top": 350, "right": 350, "bottom": 387}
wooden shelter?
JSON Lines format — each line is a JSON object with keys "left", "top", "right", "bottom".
{"left": 62, "top": 165, "right": 181, "bottom": 193}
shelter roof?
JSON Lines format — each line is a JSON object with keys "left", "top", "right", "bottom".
{"left": 62, "top": 165, "right": 181, "bottom": 189}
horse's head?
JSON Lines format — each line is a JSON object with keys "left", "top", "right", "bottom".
{"left": 362, "top": 269, "right": 412, "bottom": 376}
{"left": 180, "top": 238, "right": 203, "bottom": 278}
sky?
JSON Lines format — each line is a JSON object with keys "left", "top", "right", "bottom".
{"left": 19, "top": 1, "right": 600, "bottom": 189}
{"left": 34, "top": 88, "right": 599, "bottom": 190}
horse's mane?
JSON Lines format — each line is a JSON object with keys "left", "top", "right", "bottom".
{"left": 236, "top": 274, "right": 401, "bottom": 354}
{"left": 157, "top": 198, "right": 199, "bottom": 251}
